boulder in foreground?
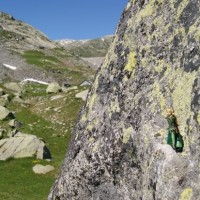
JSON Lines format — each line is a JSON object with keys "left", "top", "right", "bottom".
{"left": 0, "top": 133, "right": 51, "bottom": 160}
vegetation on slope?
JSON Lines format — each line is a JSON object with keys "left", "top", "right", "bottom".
{"left": 0, "top": 83, "right": 88, "bottom": 200}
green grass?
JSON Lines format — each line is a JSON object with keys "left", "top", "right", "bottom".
{"left": 0, "top": 30, "right": 20, "bottom": 40}
{"left": 0, "top": 83, "right": 88, "bottom": 200}
{"left": 0, "top": 158, "right": 55, "bottom": 200}
{"left": 22, "top": 50, "right": 94, "bottom": 85}
{"left": 22, "top": 50, "right": 61, "bottom": 70}
{"left": 23, "top": 83, "right": 48, "bottom": 97}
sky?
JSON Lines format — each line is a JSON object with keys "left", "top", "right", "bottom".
{"left": 0, "top": 0, "right": 128, "bottom": 40}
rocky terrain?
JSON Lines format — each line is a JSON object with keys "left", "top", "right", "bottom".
{"left": 49, "top": 0, "right": 200, "bottom": 200}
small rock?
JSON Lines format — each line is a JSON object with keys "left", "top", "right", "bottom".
{"left": 0, "top": 98, "right": 7, "bottom": 107}
{"left": 46, "top": 82, "right": 62, "bottom": 94}
{"left": 0, "top": 106, "right": 15, "bottom": 120}
{"left": 8, "top": 119, "right": 22, "bottom": 129}
{"left": 75, "top": 90, "right": 89, "bottom": 101}
{"left": 0, "top": 88, "right": 5, "bottom": 96}
{"left": 33, "top": 164, "right": 55, "bottom": 174}
{"left": 3, "top": 82, "right": 23, "bottom": 94}
{"left": 0, "top": 133, "right": 52, "bottom": 160}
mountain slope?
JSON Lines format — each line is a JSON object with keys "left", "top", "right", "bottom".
{"left": 49, "top": 0, "right": 200, "bottom": 199}
{"left": 0, "top": 12, "right": 95, "bottom": 85}
{"left": 0, "top": 11, "right": 58, "bottom": 51}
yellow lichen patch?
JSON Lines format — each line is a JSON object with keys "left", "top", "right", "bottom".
{"left": 110, "top": 99, "right": 120, "bottom": 113}
{"left": 124, "top": 51, "right": 137, "bottom": 74}
{"left": 92, "top": 141, "right": 100, "bottom": 152}
{"left": 164, "top": 63, "right": 172, "bottom": 77}
{"left": 188, "top": 19, "right": 200, "bottom": 39}
{"left": 88, "top": 93, "right": 97, "bottom": 114}
{"left": 102, "top": 36, "right": 118, "bottom": 69}
{"left": 158, "top": 129, "right": 165, "bottom": 137}
{"left": 80, "top": 114, "right": 87, "bottom": 122}
{"left": 153, "top": 16, "right": 164, "bottom": 27}
{"left": 163, "top": 23, "right": 171, "bottom": 33}
{"left": 86, "top": 75, "right": 99, "bottom": 116}
{"left": 179, "top": 188, "right": 193, "bottom": 200}
{"left": 75, "top": 133, "right": 79, "bottom": 140}
{"left": 144, "top": 136, "right": 149, "bottom": 146}
{"left": 122, "top": 127, "right": 133, "bottom": 143}
{"left": 136, "top": 1, "right": 155, "bottom": 23}
{"left": 88, "top": 137, "right": 95, "bottom": 143}
{"left": 176, "top": 0, "right": 189, "bottom": 21}
{"left": 156, "top": 0, "right": 163, "bottom": 5}
{"left": 149, "top": 82, "right": 166, "bottom": 115}
{"left": 172, "top": 70, "right": 196, "bottom": 132}
{"left": 141, "top": 58, "right": 147, "bottom": 68}
{"left": 86, "top": 118, "right": 99, "bottom": 132}
{"left": 87, "top": 124, "right": 93, "bottom": 132}
{"left": 168, "top": 28, "right": 187, "bottom": 45}
{"left": 171, "top": 69, "right": 197, "bottom": 151}
{"left": 155, "top": 60, "right": 164, "bottom": 73}
{"left": 193, "top": 29, "right": 200, "bottom": 39}
{"left": 197, "top": 112, "right": 200, "bottom": 125}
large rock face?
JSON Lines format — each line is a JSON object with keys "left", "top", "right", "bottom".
{"left": 49, "top": 0, "right": 200, "bottom": 199}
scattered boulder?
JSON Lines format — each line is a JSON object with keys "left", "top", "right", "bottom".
{"left": 3, "top": 82, "right": 23, "bottom": 94}
{"left": 33, "top": 164, "right": 55, "bottom": 174}
{"left": 0, "top": 106, "right": 15, "bottom": 120}
{"left": 75, "top": 90, "right": 89, "bottom": 101}
{"left": 1, "top": 94, "right": 11, "bottom": 102}
{"left": 0, "top": 133, "right": 52, "bottom": 160}
{"left": 80, "top": 80, "right": 92, "bottom": 87}
{"left": 8, "top": 119, "right": 22, "bottom": 129}
{"left": 0, "top": 98, "right": 7, "bottom": 106}
{"left": 0, "top": 127, "right": 6, "bottom": 139}
{"left": 62, "top": 86, "right": 78, "bottom": 92}
{"left": 8, "top": 129, "right": 18, "bottom": 137}
{"left": 0, "top": 88, "right": 5, "bottom": 96}
{"left": 12, "top": 95, "right": 24, "bottom": 103}
{"left": 46, "top": 82, "right": 62, "bottom": 94}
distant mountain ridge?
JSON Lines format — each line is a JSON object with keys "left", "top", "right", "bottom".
{"left": 56, "top": 35, "right": 113, "bottom": 57}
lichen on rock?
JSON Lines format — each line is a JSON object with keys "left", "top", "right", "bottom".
{"left": 48, "top": 0, "right": 200, "bottom": 199}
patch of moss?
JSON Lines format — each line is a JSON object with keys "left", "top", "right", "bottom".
{"left": 22, "top": 50, "right": 61, "bottom": 70}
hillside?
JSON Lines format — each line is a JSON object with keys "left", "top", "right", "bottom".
{"left": 57, "top": 35, "right": 113, "bottom": 57}
{"left": 0, "top": 12, "right": 97, "bottom": 85}
{"left": 57, "top": 36, "right": 113, "bottom": 69}
{"left": 49, "top": 0, "right": 200, "bottom": 200}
